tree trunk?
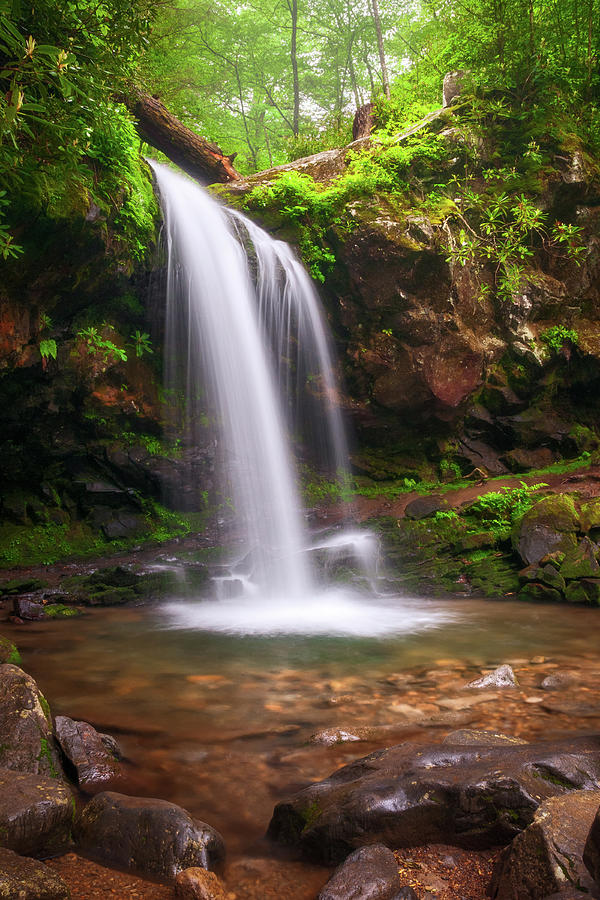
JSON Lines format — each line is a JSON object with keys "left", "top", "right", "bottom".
{"left": 370, "top": 0, "right": 390, "bottom": 99}
{"left": 288, "top": 0, "right": 300, "bottom": 136}
{"left": 127, "top": 89, "right": 241, "bottom": 184}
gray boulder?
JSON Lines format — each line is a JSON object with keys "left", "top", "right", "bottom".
{"left": 317, "top": 844, "right": 402, "bottom": 900}
{"left": 0, "top": 847, "right": 70, "bottom": 899}
{"left": 490, "top": 790, "right": 600, "bottom": 898}
{"left": 76, "top": 791, "right": 225, "bottom": 880}
{"left": 267, "top": 736, "right": 600, "bottom": 864}
{"left": 0, "top": 768, "right": 74, "bottom": 856}
{"left": 0, "top": 664, "right": 63, "bottom": 777}
{"left": 54, "top": 716, "right": 121, "bottom": 790}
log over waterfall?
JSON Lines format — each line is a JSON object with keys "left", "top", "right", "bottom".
{"left": 128, "top": 90, "right": 241, "bottom": 184}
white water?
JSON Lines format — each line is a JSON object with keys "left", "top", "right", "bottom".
{"left": 152, "top": 162, "right": 453, "bottom": 637}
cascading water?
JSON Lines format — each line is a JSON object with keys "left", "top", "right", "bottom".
{"left": 151, "top": 162, "right": 454, "bottom": 636}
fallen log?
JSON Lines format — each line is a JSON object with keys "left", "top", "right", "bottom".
{"left": 127, "top": 89, "right": 241, "bottom": 184}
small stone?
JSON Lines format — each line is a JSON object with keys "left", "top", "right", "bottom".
{"left": 175, "top": 867, "right": 228, "bottom": 900}
{"left": 466, "top": 665, "right": 518, "bottom": 689}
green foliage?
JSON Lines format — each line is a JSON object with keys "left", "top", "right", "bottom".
{"left": 0, "top": 0, "right": 158, "bottom": 260}
{"left": 540, "top": 325, "right": 579, "bottom": 354}
{"left": 130, "top": 330, "right": 153, "bottom": 357}
{"left": 39, "top": 339, "right": 57, "bottom": 361}
{"left": 77, "top": 325, "right": 127, "bottom": 363}
{"left": 466, "top": 482, "right": 548, "bottom": 533}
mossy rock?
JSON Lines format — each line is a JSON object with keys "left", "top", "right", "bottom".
{"left": 44, "top": 604, "right": 82, "bottom": 618}
{"left": 580, "top": 499, "right": 600, "bottom": 532}
{"left": 519, "top": 582, "right": 563, "bottom": 603}
{"left": 564, "top": 581, "right": 591, "bottom": 604}
{"left": 559, "top": 537, "right": 600, "bottom": 579}
{"left": 513, "top": 494, "right": 580, "bottom": 566}
{"left": 0, "top": 636, "right": 20, "bottom": 666}
{"left": 0, "top": 578, "right": 47, "bottom": 596}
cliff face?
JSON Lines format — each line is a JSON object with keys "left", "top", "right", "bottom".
{"left": 231, "top": 105, "right": 600, "bottom": 482}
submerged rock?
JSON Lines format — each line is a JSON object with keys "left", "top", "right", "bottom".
{"left": 174, "top": 867, "right": 228, "bottom": 899}
{"left": 0, "top": 664, "right": 63, "bottom": 777}
{"left": 317, "top": 844, "right": 402, "bottom": 900}
{"left": 54, "top": 716, "right": 121, "bottom": 790}
{"left": 0, "top": 768, "right": 74, "bottom": 856}
{"left": 466, "top": 664, "right": 518, "bottom": 688}
{"left": 490, "top": 790, "right": 600, "bottom": 899}
{"left": 442, "top": 729, "right": 527, "bottom": 746}
{"left": 267, "top": 736, "right": 600, "bottom": 864}
{"left": 76, "top": 791, "right": 225, "bottom": 880}
{"left": 0, "top": 847, "right": 70, "bottom": 899}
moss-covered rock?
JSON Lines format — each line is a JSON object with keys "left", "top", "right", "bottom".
{"left": 559, "top": 537, "right": 600, "bottom": 579}
{"left": 513, "top": 495, "right": 580, "bottom": 566}
{"left": 0, "top": 636, "right": 20, "bottom": 666}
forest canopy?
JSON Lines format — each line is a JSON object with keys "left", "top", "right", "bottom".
{"left": 0, "top": 0, "right": 598, "bottom": 256}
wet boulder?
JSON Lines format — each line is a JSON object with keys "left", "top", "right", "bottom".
{"left": 54, "top": 716, "right": 121, "bottom": 791}
{"left": 513, "top": 495, "right": 579, "bottom": 566}
{"left": 13, "top": 596, "right": 46, "bottom": 620}
{"left": 0, "top": 847, "right": 70, "bottom": 899}
{"left": 317, "top": 844, "right": 402, "bottom": 900}
{"left": 0, "top": 768, "right": 74, "bottom": 856}
{"left": 491, "top": 790, "right": 600, "bottom": 899}
{"left": 267, "top": 735, "right": 600, "bottom": 864}
{"left": 76, "top": 791, "right": 225, "bottom": 880}
{"left": 0, "top": 664, "right": 63, "bottom": 777}
{"left": 583, "top": 802, "right": 600, "bottom": 887}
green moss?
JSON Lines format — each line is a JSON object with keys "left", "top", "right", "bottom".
{"left": 0, "top": 636, "right": 21, "bottom": 666}
{"left": 37, "top": 737, "right": 58, "bottom": 779}
{"left": 44, "top": 604, "right": 81, "bottom": 618}
{"left": 301, "top": 800, "right": 322, "bottom": 832}
{"left": 39, "top": 695, "right": 52, "bottom": 725}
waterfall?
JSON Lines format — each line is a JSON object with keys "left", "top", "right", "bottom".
{"left": 152, "top": 161, "right": 351, "bottom": 601}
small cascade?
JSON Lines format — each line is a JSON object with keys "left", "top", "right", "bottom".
{"left": 152, "top": 161, "right": 358, "bottom": 606}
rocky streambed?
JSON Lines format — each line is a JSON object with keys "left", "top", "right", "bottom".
{"left": 1, "top": 582, "right": 600, "bottom": 898}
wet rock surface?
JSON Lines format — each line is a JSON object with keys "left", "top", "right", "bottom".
{"left": 174, "top": 867, "right": 228, "bottom": 899}
{"left": 267, "top": 735, "right": 600, "bottom": 863}
{"left": 584, "top": 802, "right": 600, "bottom": 887}
{"left": 54, "top": 716, "right": 121, "bottom": 790}
{"left": 0, "top": 663, "right": 63, "bottom": 776}
{"left": 466, "top": 664, "right": 518, "bottom": 689}
{"left": 75, "top": 791, "right": 225, "bottom": 880}
{"left": 0, "top": 847, "right": 70, "bottom": 899}
{"left": 490, "top": 790, "right": 600, "bottom": 899}
{"left": 317, "top": 844, "right": 402, "bottom": 900}
{"left": 0, "top": 768, "right": 74, "bottom": 856}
